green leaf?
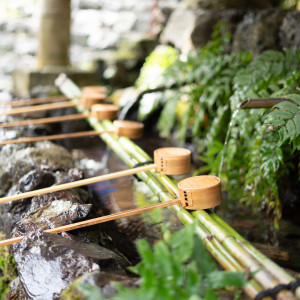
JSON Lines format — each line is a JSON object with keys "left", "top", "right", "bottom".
{"left": 288, "top": 94, "right": 300, "bottom": 105}
{"left": 293, "top": 114, "right": 300, "bottom": 137}
{"left": 169, "top": 225, "right": 195, "bottom": 262}
{"left": 157, "top": 95, "right": 178, "bottom": 137}
{"left": 206, "top": 271, "right": 245, "bottom": 289}
{"left": 286, "top": 119, "right": 296, "bottom": 140}
{"left": 203, "top": 289, "right": 219, "bottom": 300}
{"left": 137, "top": 239, "right": 154, "bottom": 265}
{"left": 269, "top": 109, "right": 293, "bottom": 120}
{"left": 274, "top": 101, "right": 299, "bottom": 113}
{"left": 192, "top": 233, "right": 216, "bottom": 276}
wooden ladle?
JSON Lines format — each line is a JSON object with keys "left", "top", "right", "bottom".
{"left": 0, "top": 175, "right": 221, "bottom": 247}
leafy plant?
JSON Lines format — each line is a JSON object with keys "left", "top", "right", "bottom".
{"left": 135, "top": 23, "right": 300, "bottom": 226}
{"left": 113, "top": 225, "right": 245, "bottom": 300}
{"left": 0, "top": 232, "right": 17, "bottom": 298}
{"left": 266, "top": 94, "right": 300, "bottom": 150}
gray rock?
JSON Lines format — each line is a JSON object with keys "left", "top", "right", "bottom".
{"left": 232, "top": 9, "right": 287, "bottom": 55}
{"left": 184, "top": 0, "right": 273, "bottom": 9}
{"left": 279, "top": 10, "right": 300, "bottom": 51}
{"left": 12, "top": 231, "right": 101, "bottom": 300}
{"left": 191, "top": 9, "right": 245, "bottom": 49}
{"left": 77, "top": 0, "right": 102, "bottom": 9}
{"left": 0, "top": 142, "right": 74, "bottom": 197}
{"left": 161, "top": 8, "right": 245, "bottom": 52}
{"left": 160, "top": 8, "right": 198, "bottom": 51}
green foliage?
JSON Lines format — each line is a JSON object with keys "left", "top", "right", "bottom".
{"left": 136, "top": 45, "right": 178, "bottom": 90}
{"left": 135, "top": 23, "right": 300, "bottom": 226}
{"left": 136, "top": 46, "right": 178, "bottom": 120}
{"left": 266, "top": 94, "right": 300, "bottom": 150}
{"left": 59, "top": 226, "right": 245, "bottom": 299}
{"left": 113, "top": 225, "right": 245, "bottom": 300}
{"left": 0, "top": 232, "right": 17, "bottom": 298}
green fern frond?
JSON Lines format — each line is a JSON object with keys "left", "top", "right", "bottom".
{"left": 266, "top": 94, "right": 300, "bottom": 149}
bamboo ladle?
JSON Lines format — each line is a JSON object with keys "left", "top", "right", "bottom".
{"left": 0, "top": 95, "right": 68, "bottom": 107}
{"left": 0, "top": 175, "right": 221, "bottom": 247}
{"left": 0, "top": 147, "right": 191, "bottom": 205}
{"left": 0, "top": 119, "right": 142, "bottom": 146}
{"left": 0, "top": 89, "right": 106, "bottom": 116}
{"left": 0, "top": 104, "right": 119, "bottom": 128}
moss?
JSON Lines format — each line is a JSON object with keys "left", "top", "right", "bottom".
{"left": 60, "top": 284, "right": 85, "bottom": 300}
{"left": 0, "top": 232, "right": 17, "bottom": 299}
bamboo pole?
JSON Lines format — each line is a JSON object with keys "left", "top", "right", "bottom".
{"left": 0, "top": 198, "right": 180, "bottom": 247}
{"left": 0, "top": 96, "right": 68, "bottom": 107}
{"left": 210, "top": 213, "right": 300, "bottom": 298}
{"left": 239, "top": 97, "right": 292, "bottom": 109}
{"left": 0, "top": 113, "right": 88, "bottom": 128}
{"left": 0, "top": 164, "right": 155, "bottom": 204}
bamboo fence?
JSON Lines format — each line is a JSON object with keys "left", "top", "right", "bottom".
{"left": 55, "top": 76, "right": 299, "bottom": 300}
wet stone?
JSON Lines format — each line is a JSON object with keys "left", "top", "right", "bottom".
{"left": 5, "top": 277, "right": 28, "bottom": 300}
{"left": 11, "top": 230, "right": 119, "bottom": 300}
{"left": 1, "top": 167, "right": 87, "bottom": 236}
{"left": 11, "top": 190, "right": 92, "bottom": 237}
{"left": 0, "top": 141, "right": 74, "bottom": 197}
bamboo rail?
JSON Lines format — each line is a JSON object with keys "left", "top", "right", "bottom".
{"left": 53, "top": 77, "right": 298, "bottom": 299}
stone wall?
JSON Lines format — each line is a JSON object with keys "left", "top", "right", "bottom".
{"left": 0, "top": 0, "right": 180, "bottom": 92}
{"left": 160, "top": 4, "right": 300, "bottom": 54}
{"left": 0, "top": 0, "right": 299, "bottom": 93}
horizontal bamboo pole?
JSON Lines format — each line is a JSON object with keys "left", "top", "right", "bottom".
{"left": 239, "top": 97, "right": 292, "bottom": 109}
{"left": 0, "top": 100, "right": 78, "bottom": 116}
{"left": 0, "top": 95, "right": 68, "bottom": 107}
{"left": 0, "top": 113, "right": 88, "bottom": 128}
{"left": 0, "top": 198, "right": 181, "bottom": 247}
{"left": 0, "top": 130, "right": 114, "bottom": 146}
{"left": 210, "top": 213, "right": 300, "bottom": 298}
{"left": 0, "top": 164, "right": 155, "bottom": 204}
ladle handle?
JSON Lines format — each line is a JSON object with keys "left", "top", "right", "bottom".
{"left": 0, "top": 96, "right": 68, "bottom": 107}
{"left": 0, "top": 130, "right": 113, "bottom": 145}
{"left": 0, "top": 113, "right": 89, "bottom": 128}
{"left": 0, "top": 198, "right": 180, "bottom": 247}
{"left": 0, "top": 163, "right": 156, "bottom": 204}
{"left": 0, "top": 100, "right": 77, "bottom": 116}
